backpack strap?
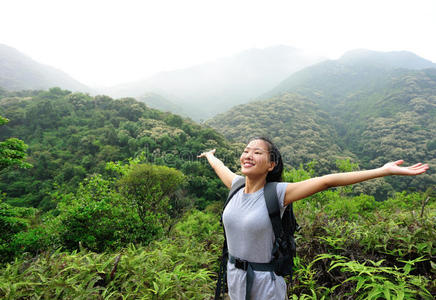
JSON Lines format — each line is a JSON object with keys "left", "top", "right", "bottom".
{"left": 265, "top": 182, "right": 300, "bottom": 279}
{"left": 223, "top": 176, "right": 246, "bottom": 210}
{"left": 215, "top": 176, "right": 246, "bottom": 300}
{"left": 264, "top": 182, "right": 282, "bottom": 241}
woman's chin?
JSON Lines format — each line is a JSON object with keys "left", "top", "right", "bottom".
{"left": 240, "top": 168, "right": 250, "bottom": 176}
{"left": 240, "top": 167, "right": 259, "bottom": 177}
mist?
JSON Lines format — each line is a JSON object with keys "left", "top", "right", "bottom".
{"left": 101, "top": 46, "right": 324, "bottom": 120}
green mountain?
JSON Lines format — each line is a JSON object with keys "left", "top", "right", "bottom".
{"left": 140, "top": 92, "right": 187, "bottom": 116}
{"left": 339, "top": 49, "right": 436, "bottom": 69}
{"left": 263, "top": 49, "right": 436, "bottom": 105}
{"left": 208, "top": 50, "right": 436, "bottom": 194}
{"left": 0, "top": 88, "right": 239, "bottom": 210}
{"left": 0, "top": 44, "right": 91, "bottom": 92}
{"left": 102, "top": 45, "right": 324, "bottom": 121}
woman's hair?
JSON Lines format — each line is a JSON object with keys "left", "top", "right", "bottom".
{"left": 249, "top": 136, "right": 283, "bottom": 182}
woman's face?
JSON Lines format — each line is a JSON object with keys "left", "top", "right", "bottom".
{"left": 240, "top": 139, "right": 275, "bottom": 178}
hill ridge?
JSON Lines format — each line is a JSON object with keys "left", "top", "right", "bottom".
{"left": 0, "top": 43, "right": 91, "bottom": 92}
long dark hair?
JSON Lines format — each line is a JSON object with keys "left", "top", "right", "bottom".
{"left": 249, "top": 137, "right": 283, "bottom": 182}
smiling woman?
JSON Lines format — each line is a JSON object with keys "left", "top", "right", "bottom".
{"left": 197, "top": 136, "right": 429, "bottom": 300}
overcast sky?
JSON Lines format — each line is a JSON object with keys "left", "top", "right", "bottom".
{"left": 1, "top": 0, "right": 435, "bottom": 87}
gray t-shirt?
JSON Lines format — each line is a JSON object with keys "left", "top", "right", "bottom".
{"left": 222, "top": 175, "right": 289, "bottom": 300}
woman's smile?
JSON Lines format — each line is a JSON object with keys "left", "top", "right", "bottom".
{"left": 243, "top": 160, "right": 255, "bottom": 168}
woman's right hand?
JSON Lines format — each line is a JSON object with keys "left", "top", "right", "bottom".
{"left": 197, "top": 149, "right": 216, "bottom": 158}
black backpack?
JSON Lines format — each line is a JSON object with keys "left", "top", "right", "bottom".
{"left": 214, "top": 176, "right": 300, "bottom": 299}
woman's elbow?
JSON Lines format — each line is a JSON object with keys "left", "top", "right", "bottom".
{"left": 320, "top": 175, "right": 334, "bottom": 190}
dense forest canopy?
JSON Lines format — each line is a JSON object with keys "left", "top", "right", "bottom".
{"left": 0, "top": 88, "right": 240, "bottom": 211}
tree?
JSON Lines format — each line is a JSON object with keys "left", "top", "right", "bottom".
{"left": 0, "top": 115, "right": 32, "bottom": 171}
{"left": 117, "top": 163, "right": 186, "bottom": 226}
{"left": 56, "top": 174, "right": 155, "bottom": 251}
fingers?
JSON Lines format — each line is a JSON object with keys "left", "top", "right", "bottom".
{"left": 197, "top": 152, "right": 207, "bottom": 158}
{"left": 197, "top": 149, "right": 216, "bottom": 158}
{"left": 408, "top": 163, "right": 423, "bottom": 169}
{"left": 406, "top": 163, "right": 429, "bottom": 175}
{"left": 417, "top": 163, "right": 429, "bottom": 171}
{"left": 388, "top": 160, "right": 429, "bottom": 176}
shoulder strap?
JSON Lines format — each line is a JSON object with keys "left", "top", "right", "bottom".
{"left": 215, "top": 176, "right": 246, "bottom": 300}
{"left": 264, "top": 182, "right": 282, "bottom": 239}
{"left": 223, "top": 176, "right": 246, "bottom": 210}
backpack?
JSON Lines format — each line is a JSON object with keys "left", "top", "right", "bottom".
{"left": 214, "top": 176, "right": 300, "bottom": 299}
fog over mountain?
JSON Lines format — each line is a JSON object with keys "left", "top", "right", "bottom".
{"left": 101, "top": 45, "right": 325, "bottom": 121}
{"left": 0, "top": 44, "right": 91, "bottom": 93}
{"left": 263, "top": 49, "right": 436, "bottom": 102}
{"left": 339, "top": 49, "right": 436, "bottom": 69}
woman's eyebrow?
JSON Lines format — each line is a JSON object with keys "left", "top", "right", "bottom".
{"left": 245, "top": 147, "right": 268, "bottom": 151}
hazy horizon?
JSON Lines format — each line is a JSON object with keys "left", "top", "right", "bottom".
{"left": 1, "top": 0, "right": 435, "bottom": 88}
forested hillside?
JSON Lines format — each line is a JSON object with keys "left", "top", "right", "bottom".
{"left": 264, "top": 49, "right": 436, "bottom": 101}
{"left": 208, "top": 51, "right": 436, "bottom": 197}
{"left": 0, "top": 88, "right": 240, "bottom": 211}
{"left": 140, "top": 92, "right": 188, "bottom": 116}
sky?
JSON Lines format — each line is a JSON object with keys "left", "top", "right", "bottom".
{"left": 1, "top": 0, "right": 435, "bottom": 87}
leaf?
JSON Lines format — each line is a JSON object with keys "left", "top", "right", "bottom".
{"left": 356, "top": 276, "right": 368, "bottom": 292}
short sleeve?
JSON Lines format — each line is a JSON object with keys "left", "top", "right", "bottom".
{"left": 231, "top": 175, "right": 245, "bottom": 188}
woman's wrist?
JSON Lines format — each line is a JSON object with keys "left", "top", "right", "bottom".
{"left": 376, "top": 166, "right": 392, "bottom": 177}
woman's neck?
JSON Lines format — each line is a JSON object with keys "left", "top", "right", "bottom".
{"left": 244, "top": 176, "right": 267, "bottom": 194}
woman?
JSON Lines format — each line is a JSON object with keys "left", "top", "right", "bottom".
{"left": 198, "top": 137, "right": 429, "bottom": 300}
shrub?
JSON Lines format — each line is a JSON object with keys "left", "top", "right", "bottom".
{"left": 56, "top": 175, "right": 161, "bottom": 252}
{"left": 0, "top": 210, "right": 221, "bottom": 299}
{"left": 117, "top": 163, "right": 186, "bottom": 226}
{"left": 0, "top": 202, "right": 39, "bottom": 262}
{"left": 326, "top": 193, "right": 378, "bottom": 220}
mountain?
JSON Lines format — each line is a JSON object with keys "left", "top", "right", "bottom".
{"left": 141, "top": 92, "right": 187, "bottom": 116}
{"left": 208, "top": 50, "right": 436, "bottom": 194}
{"left": 339, "top": 49, "right": 436, "bottom": 69}
{"left": 0, "top": 44, "right": 90, "bottom": 92}
{"left": 102, "top": 45, "right": 325, "bottom": 121}
{"left": 263, "top": 49, "right": 436, "bottom": 103}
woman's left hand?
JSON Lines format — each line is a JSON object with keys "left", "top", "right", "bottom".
{"left": 382, "top": 160, "right": 429, "bottom": 176}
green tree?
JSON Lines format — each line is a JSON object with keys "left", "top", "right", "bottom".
{"left": 56, "top": 174, "right": 155, "bottom": 252}
{"left": 117, "top": 163, "right": 186, "bottom": 226}
{"left": 0, "top": 116, "right": 32, "bottom": 171}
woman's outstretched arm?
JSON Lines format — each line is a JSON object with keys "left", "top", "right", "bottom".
{"left": 198, "top": 149, "right": 237, "bottom": 189}
{"left": 284, "top": 160, "right": 429, "bottom": 205}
